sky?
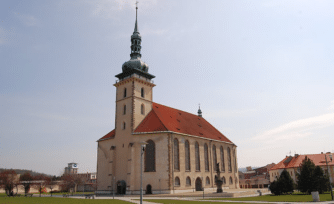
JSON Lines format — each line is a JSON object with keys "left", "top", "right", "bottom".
{"left": 1, "top": 0, "right": 334, "bottom": 176}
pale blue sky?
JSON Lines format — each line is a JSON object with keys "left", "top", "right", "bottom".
{"left": 1, "top": 0, "right": 334, "bottom": 176}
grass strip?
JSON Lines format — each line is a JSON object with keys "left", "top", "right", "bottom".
{"left": 144, "top": 199, "right": 271, "bottom": 204}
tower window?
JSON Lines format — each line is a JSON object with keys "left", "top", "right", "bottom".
{"left": 123, "top": 122, "right": 126, "bottom": 130}
{"left": 141, "top": 88, "right": 144, "bottom": 98}
{"left": 124, "top": 88, "right": 127, "bottom": 98}
{"left": 123, "top": 105, "right": 126, "bottom": 115}
{"left": 141, "top": 104, "right": 145, "bottom": 115}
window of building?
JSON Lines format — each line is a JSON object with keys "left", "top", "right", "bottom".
{"left": 229, "top": 176, "right": 233, "bottom": 184}
{"left": 123, "top": 122, "right": 126, "bottom": 130}
{"left": 212, "top": 145, "right": 217, "bottom": 171}
{"left": 175, "top": 177, "right": 180, "bottom": 186}
{"left": 141, "top": 88, "right": 144, "bottom": 98}
{"left": 186, "top": 177, "right": 191, "bottom": 186}
{"left": 234, "top": 149, "right": 237, "bottom": 172}
{"left": 124, "top": 88, "right": 127, "bottom": 98}
{"left": 185, "top": 140, "right": 190, "bottom": 171}
{"left": 222, "top": 176, "right": 226, "bottom": 184}
{"left": 195, "top": 142, "right": 200, "bottom": 171}
{"left": 220, "top": 146, "right": 225, "bottom": 172}
{"left": 123, "top": 105, "right": 126, "bottom": 115}
{"left": 144, "top": 140, "right": 155, "bottom": 172}
{"left": 141, "top": 104, "right": 145, "bottom": 115}
{"left": 228, "top": 147, "right": 232, "bottom": 172}
{"left": 174, "top": 138, "right": 180, "bottom": 170}
{"left": 206, "top": 177, "right": 210, "bottom": 185}
{"left": 204, "top": 143, "right": 209, "bottom": 171}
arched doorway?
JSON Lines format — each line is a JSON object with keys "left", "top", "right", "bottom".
{"left": 116, "top": 180, "right": 126, "bottom": 194}
{"left": 195, "top": 177, "right": 202, "bottom": 191}
{"left": 146, "top": 184, "right": 152, "bottom": 194}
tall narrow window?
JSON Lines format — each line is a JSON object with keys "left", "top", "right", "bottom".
{"left": 229, "top": 176, "right": 233, "bottom": 184}
{"left": 220, "top": 146, "right": 225, "bottom": 172}
{"left": 123, "top": 122, "right": 126, "bottom": 130}
{"left": 123, "top": 105, "right": 126, "bottom": 115}
{"left": 204, "top": 143, "right": 209, "bottom": 171}
{"left": 234, "top": 149, "right": 237, "bottom": 172}
{"left": 141, "top": 87, "right": 144, "bottom": 98}
{"left": 141, "top": 104, "right": 145, "bottom": 115}
{"left": 174, "top": 177, "right": 180, "bottom": 186}
{"left": 206, "top": 177, "right": 210, "bottom": 185}
{"left": 186, "top": 177, "right": 191, "bottom": 186}
{"left": 212, "top": 145, "right": 217, "bottom": 172}
{"left": 124, "top": 88, "right": 127, "bottom": 98}
{"left": 145, "top": 140, "right": 155, "bottom": 172}
{"left": 222, "top": 176, "right": 226, "bottom": 185}
{"left": 185, "top": 140, "right": 190, "bottom": 171}
{"left": 228, "top": 147, "right": 232, "bottom": 172}
{"left": 174, "top": 138, "right": 180, "bottom": 170}
{"left": 195, "top": 142, "right": 200, "bottom": 171}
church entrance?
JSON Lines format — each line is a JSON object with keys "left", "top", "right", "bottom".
{"left": 116, "top": 180, "right": 126, "bottom": 194}
{"left": 146, "top": 184, "right": 152, "bottom": 194}
{"left": 195, "top": 177, "right": 202, "bottom": 191}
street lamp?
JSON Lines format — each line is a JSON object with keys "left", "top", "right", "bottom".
{"left": 325, "top": 153, "right": 333, "bottom": 201}
{"left": 140, "top": 141, "right": 148, "bottom": 204}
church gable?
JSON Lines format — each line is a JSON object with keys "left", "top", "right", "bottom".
{"left": 134, "top": 102, "right": 234, "bottom": 144}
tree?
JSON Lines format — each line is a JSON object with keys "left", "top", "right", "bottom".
{"left": 60, "top": 173, "right": 82, "bottom": 194}
{"left": 269, "top": 169, "right": 294, "bottom": 195}
{"left": 297, "top": 157, "right": 315, "bottom": 194}
{"left": 20, "top": 172, "right": 34, "bottom": 194}
{"left": 33, "top": 174, "right": 51, "bottom": 197}
{"left": 313, "top": 166, "right": 329, "bottom": 194}
{"left": 0, "top": 170, "right": 19, "bottom": 196}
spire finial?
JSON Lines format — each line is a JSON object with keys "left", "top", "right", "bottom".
{"left": 198, "top": 103, "right": 202, "bottom": 117}
{"left": 134, "top": 1, "right": 139, "bottom": 33}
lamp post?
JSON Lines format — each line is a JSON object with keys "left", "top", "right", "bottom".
{"left": 325, "top": 153, "right": 333, "bottom": 200}
{"left": 140, "top": 141, "right": 147, "bottom": 204}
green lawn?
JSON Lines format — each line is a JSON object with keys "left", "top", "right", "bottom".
{"left": 0, "top": 197, "right": 132, "bottom": 204}
{"left": 144, "top": 199, "right": 270, "bottom": 204}
{"left": 208, "top": 192, "right": 333, "bottom": 202}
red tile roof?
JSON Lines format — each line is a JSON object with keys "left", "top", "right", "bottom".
{"left": 134, "top": 102, "right": 233, "bottom": 144}
{"left": 97, "top": 129, "right": 115, "bottom": 141}
{"left": 270, "top": 153, "right": 334, "bottom": 171}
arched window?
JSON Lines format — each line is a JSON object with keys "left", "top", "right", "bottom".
{"left": 195, "top": 142, "right": 200, "bottom": 171}
{"left": 185, "top": 140, "right": 190, "bottom": 171}
{"left": 212, "top": 145, "right": 217, "bottom": 172}
{"left": 174, "top": 177, "right": 180, "bottom": 186}
{"left": 186, "top": 177, "right": 191, "bottom": 186}
{"left": 206, "top": 177, "right": 210, "bottom": 185}
{"left": 229, "top": 176, "right": 233, "bottom": 185}
{"left": 124, "top": 88, "right": 127, "bottom": 98}
{"left": 204, "top": 143, "right": 209, "bottom": 171}
{"left": 123, "top": 122, "right": 126, "bottom": 130}
{"left": 220, "top": 146, "right": 225, "bottom": 172}
{"left": 174, "top": 138, "right": 180, "bottom": 170}
{"left": 144, "top": 140, "right": 155, "bottom": 172}
{"left": 222, "top": 176, "right": 226, "bottom": 184}
{"left": 141, "top": 88, "right": 144, "bottom": 98}
{"left": 123, "top": 105, "right": 126, "bottom": 115}
{"left": 228, "top": 147, "right": 232, "bottom": 172}
{"left": 141, "top": 104, "right": 145, "bottom": 115}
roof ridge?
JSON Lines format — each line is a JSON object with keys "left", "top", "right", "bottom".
{"left": 153, "top": 102, "right": 200, "bottom": 117}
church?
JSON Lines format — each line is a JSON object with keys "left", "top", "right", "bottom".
{"left": 96, "top": 6, "right": 239, "bottom": 195}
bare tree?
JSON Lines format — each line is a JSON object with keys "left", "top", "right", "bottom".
{"left": 0, "top": 170, "right": 19, "bottom": 196}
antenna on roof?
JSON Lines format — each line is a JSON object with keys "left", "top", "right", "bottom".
{"left": 197, "top": 103, "right": 202, "bottom": 117}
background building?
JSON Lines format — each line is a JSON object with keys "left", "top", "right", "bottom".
{"left": 239, "top": 163, "right": 275, "bottom": 188}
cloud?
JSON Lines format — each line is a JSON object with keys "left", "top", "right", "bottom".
{"left": 17, "top": 13, "right": 38, "bottom": 26}
{"left": 330, "top": 100, "right": 334, "bottom": 110}
{"left": 0, "top": 27, "right": 15, "bottom": 45}
{"left": 253, "top": 112, "right": 334, "bottom": 142}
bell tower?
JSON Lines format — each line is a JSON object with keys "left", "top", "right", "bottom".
{"left": 114, "top": 3, "right": 155, "bottom": 138}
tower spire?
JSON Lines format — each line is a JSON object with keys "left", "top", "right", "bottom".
{"left": 134, "top": 1, "right": 138, "bottom": 33}
{"left": 198, "top": 104, "right": 202, "bottom": 117}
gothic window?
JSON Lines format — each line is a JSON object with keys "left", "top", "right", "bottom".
{"left": 141, "top": 87, "right": 144, "bottom": 98}
{"left": 141, "top": 104, "right": 145, "bottom": 115}
{"left": 229, "top": 176, "right": 233, "bottom": 184}
{"left": 185, "top": 140, "right": 190, "bottom": 171}
{"left": 174, "top": 177, "right": 180, "bottom": 186}
{"left": 228, "top": 147, "right": 232, "bottom": 172}
{"left": 212, "top": 145, "right": 217, "bottom": 172}
{"left": 220, "top": 146, "right": 225, "bottom": 172}
{"left": 174, "top": 138, "right": 180, "bottom": 170}
{"left": 222, "top": 176, "right": 226, "bottom": 184}
{"left": 234, "top": 149, "right": 237, "bottom": 172}
{"left": 124, "top": 88, "right": 127, "bottom": 98}
{"left": 144, "top": 140, "right": 155, "bottom": 172}
{"left": 195, "top": 142, "right": 200, "bottom": 171}
{"left": 123, "top": 122, "right": 126, "bottom": 130}
{"left": 206, "top": 177, "right": 210, "bottom": 185}
{"left": 186, "top": 177, "right": 191, "bottom": 186}
{"left": 204, "top": 143, "right": 209, "bottom": 171}
{"left": 123, "top": 105, "right": 126, "bottom": 115}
